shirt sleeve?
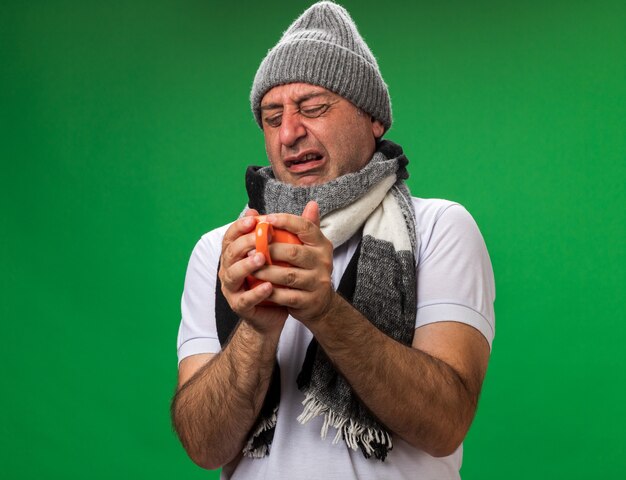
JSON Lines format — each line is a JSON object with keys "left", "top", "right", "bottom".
{"left": 176, "top": 227, "right": 228, "bottom": 365}
{"left": 415, "top": 204, "right": 496, "bottom": 348}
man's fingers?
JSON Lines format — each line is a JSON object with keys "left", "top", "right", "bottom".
{"left": 220, "top": 252, "right": 266, "bottom": 290}
{"left": 231, "top": 281, "right": 273, "bottom": 312}
{"left": 267, "top": 243, "right": 326, "bottom": 270}
{"left": 252, "top": 265, "right": 321, "bottom": 291}
{"left": 267, "top": 287, "right": 303, "bottom": 309}
{"left": 266, "top": 213, "right": 324, "bottom": 246}
{"left": 221, "top": 228, "right": 258, "bottom": 270}
{"left": 222, "top": 216, "right": 257, "bottom": 249}
{"left": 268, "top": 284, "right": 333, "bottom": 312}
{"left": 301, "top": 201, "right": 320, "bottom": 227}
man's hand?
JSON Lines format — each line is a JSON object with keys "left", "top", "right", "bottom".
{"left": 218, "top": 209, "right": 288, "bottom": 336}
{"left": 173, "top": 210, "right": 293, "bottom": 469}
{"left": 252, "top": 201, "right": 336, "bottom": 325}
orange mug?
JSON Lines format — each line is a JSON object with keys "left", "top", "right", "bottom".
{"left": 245, "top": 216, "right": 302, "bottom": 305}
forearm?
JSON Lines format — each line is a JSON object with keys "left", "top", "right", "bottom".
{"left": 309, "top": 294, "right": 480, "bottom": 457}
{"left": 171, "top": 321, "right": 280, "bottom": 469}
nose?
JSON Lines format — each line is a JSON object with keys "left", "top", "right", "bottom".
{"left": 279, "top": 111, "right": 306, "bottom": 147}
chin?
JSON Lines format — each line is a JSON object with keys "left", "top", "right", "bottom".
{"left": 295, "top": 174, "right": 333, "bottom": 186}
{"left": 296, "top": 178, "right": 323, "bottom": 186}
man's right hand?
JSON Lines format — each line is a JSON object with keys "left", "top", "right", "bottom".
{"left": 218, "top": 209, "right": 289, "bottom": 337}
{"left": 174, "top": 210, "right": 288, "bottom": 470}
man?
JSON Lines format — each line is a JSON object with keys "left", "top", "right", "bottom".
{"left": 172, "top": 2, "right": 495, "bottom": 479}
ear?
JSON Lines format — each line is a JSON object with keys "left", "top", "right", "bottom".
{"left": 371, "top": 119, "right": 385, "bottom": 139}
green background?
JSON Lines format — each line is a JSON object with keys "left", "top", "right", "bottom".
{"left": 1, "top": 0, "right": 624, "bottom": 478}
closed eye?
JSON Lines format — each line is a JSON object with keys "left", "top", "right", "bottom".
{"left": 263, "top": 102, "right": 332, "bottom": 127}
{"left": 300, "top": 104, "right": 330, "bottom": 118}
{"left": 264, "top": 113, "right": 283, "bottom": 128}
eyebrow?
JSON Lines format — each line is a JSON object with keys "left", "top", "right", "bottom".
{"left": 260, "top": 91, "right": 333, "bottom": 111}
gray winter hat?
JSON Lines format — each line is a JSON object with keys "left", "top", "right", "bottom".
{"left": 250, "top": 1, "right": 392, "bottom": 132}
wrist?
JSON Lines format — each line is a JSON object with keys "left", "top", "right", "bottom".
{"left": 306, "top": 291, "right": 345, "bottom": 336}
{"left": 239, "top": 318, "right": 282, "bottom": 352}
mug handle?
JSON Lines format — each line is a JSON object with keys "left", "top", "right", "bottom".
{"left": 255, "top": 221, "right": 273, "bottom": 265}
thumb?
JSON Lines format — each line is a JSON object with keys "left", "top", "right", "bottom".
{"left": 301, "top": 201, "right": 320, "bottom": 227}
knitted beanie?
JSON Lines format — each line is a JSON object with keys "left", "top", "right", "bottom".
{"left": 250, "top": 1, "right": 392, "bottom": 132}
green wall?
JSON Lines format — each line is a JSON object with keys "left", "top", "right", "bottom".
{"left": 1, "top": 1, "right": 624, "bottom": 478}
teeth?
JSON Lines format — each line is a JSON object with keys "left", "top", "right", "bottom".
{"left": 288, "top": 153, "right": 320, "bottom": 166}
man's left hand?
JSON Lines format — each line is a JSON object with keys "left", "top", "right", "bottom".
{"left": 251, "top": 201, "right": 336, "bottom": 325}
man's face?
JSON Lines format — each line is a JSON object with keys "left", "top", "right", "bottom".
{"left": 260, "top": 83, "right": 385, "bottom": 186}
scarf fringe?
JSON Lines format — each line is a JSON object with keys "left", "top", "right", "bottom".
{"left": 297, "top": 392, "right": 393, "bottom": 458}
{"left": 242, "top": 406, "right": 278, "bottom": 458}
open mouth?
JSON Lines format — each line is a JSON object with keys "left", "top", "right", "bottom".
{"left": 285, "top": 153, "right": 323, "bottom": 168}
